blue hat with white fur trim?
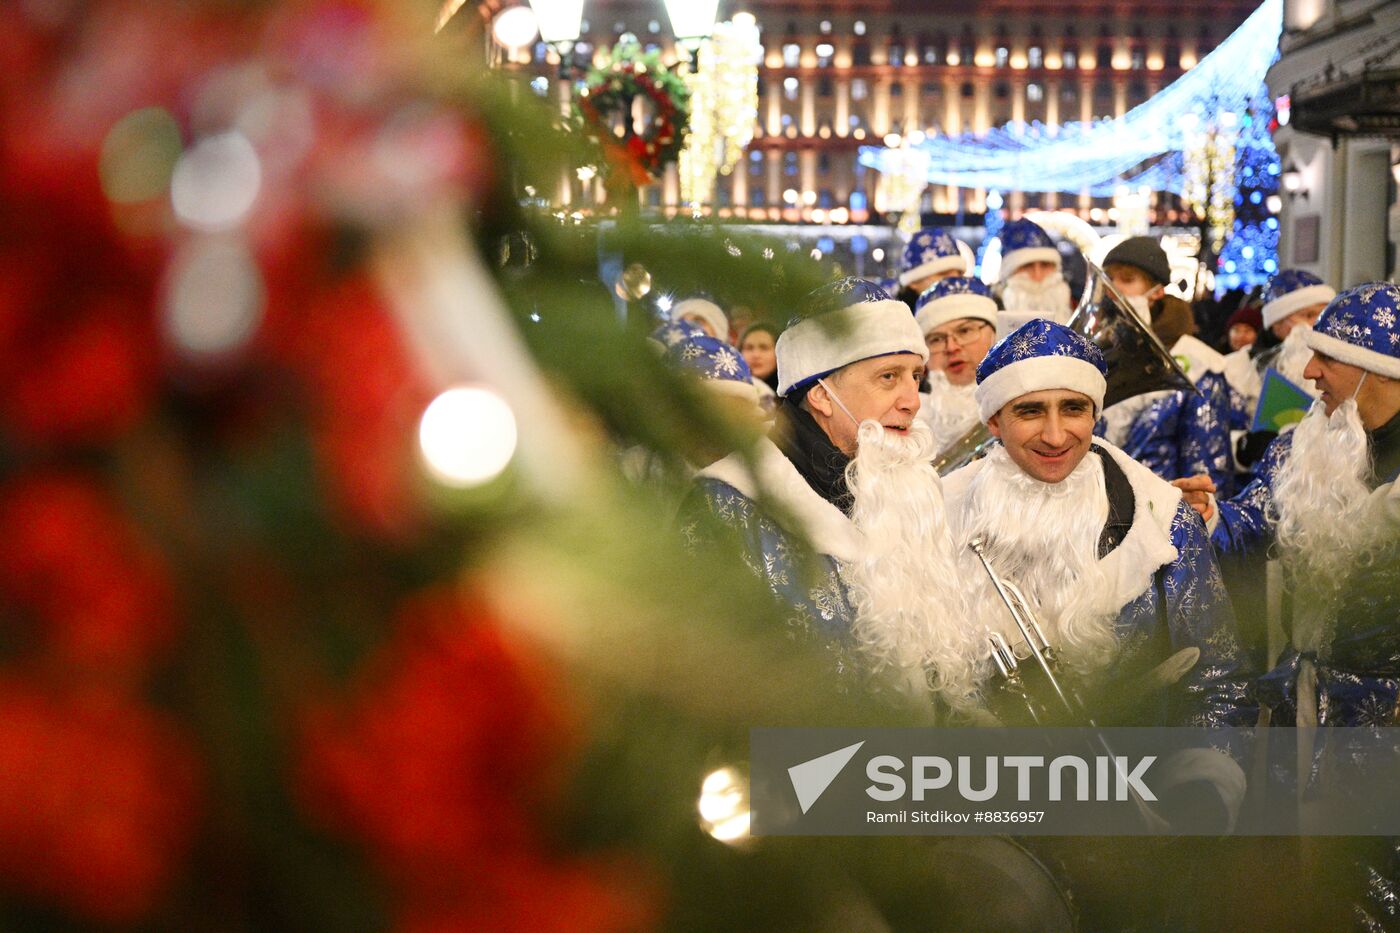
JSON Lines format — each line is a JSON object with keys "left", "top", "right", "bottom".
{"left": 1261, "top": 269, "right": 1336, "bottom": 330}
{"left": 974, "top": 318, "right": 1107, "bottom": 423}
{"left": 776, "top": 278, "right": 929, "bottom": 397}
{"left": 914, "top": 276, "right": 999, "bottom": 335}
{"left": 899, "top": 227, "right": 970, "bottom": 286}
{"left": 1302, "top": 282, "right": 1400, "bottom": 380}
{"left": 996, "top": 219, "right": 1060, "bottom": 282}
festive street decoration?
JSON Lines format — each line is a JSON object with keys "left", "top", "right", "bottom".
{"left": 1216, "top": 95, "right": 1283, "bottom": 291}
{"left": 576, "top": 39, "right": 690, "bottom": 188}
{"left": 678, "top": 14, "right": 761, "bottom": 210}
{"left": 857, "top": 0, "right": 1283, "bottom": 196}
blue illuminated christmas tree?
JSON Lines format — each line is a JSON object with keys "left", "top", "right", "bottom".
{"left": 1216, "top": 91, "right": 1281, "bottom": 292}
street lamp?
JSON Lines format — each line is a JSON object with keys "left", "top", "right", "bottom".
{"left": 526, "top": 0, "right": 585, "bottom": 47}
{"left": 662, "top": 0, "right": 720, "bottom": 52}
{"left": 1281, "top": 159, "right": 1306, "bottom": 199}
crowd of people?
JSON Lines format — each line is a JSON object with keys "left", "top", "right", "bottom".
{"left": 649, "top": 217, "right": 1399, "bottom": 743}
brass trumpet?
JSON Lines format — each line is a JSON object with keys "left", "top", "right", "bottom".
{"left": 933, "top": 259, "right": 1196, "bottom": 475}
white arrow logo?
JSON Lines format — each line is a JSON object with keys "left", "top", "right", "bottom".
{"left": 787, "top": 741, "right": 865, "bottom": 814}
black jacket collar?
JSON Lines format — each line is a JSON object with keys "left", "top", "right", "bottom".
{"left": 772, "top": 401, "right": 853, "bottom": 515}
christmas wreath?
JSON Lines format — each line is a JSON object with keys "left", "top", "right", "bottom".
{"left": 574, "top": 40, "right": 690, "bottom": 186}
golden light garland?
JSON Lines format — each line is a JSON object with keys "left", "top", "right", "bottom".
{"left": 678, "top": 14, "right": 760, "bottom": 211}
{"left": 1182, "top": 120, "right": 1237, "bottom": 259}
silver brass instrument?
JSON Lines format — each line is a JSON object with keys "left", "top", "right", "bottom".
{"left": 971, "top": 538, "right": 1171, "bottom": 830}
{"left": 933, "top": 259, "right": 1196, "bottom": 475}
{"left": 970, "top": 537, "right": 1090, "bottom": 726}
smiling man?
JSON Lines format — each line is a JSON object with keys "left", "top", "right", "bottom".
{"left": 680, "top": 278, "right": 968, "bottom": 692}
{"left": 938, "top": 319, "right": 1252, "bottom": 725}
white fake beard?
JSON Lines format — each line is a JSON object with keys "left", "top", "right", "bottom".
{"left": 842, "top": 418, "right": 980, "bottom": 701}
{"left": 999, "top": 271, "right": 1073, "bottom": 321}
{"left": 1275, "top": 325, "right": 1318, "bottom": 395}
{"left": 919, "top": 373, "right": 981, "bottom": 453}
{"left": 1272, "top": 398, "right": 1373, "bottom": 637}
{"left": 950, "top": 446, "right": 1120, "bottom": 679}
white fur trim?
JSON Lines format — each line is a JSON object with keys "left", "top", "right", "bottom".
{"left": 915, "top": 294, "right": 999, "bottom": 335}
{"left": 675, "top": 298, "right": 730, "bottom": 342}
{"left": 1220, "top": 346, "right": 1262, "bottom": 404}
{"left": 899, "top": 253, "right": 968, "bottom": 286}
{"left": 1261, "top": 284, "right": 1335, "bottom": 329}
{"left": 941, "top": 438, "right": 1181, "bottom": 614}
{"left": 1154, "top": 747, "right": 1247, "bottom": 833}
{"left": 975, "top": 356, "right": 1108, "bottom": 422}
{"left": 695, "top": 438, "right": 862, "bottom": 561}
{"left": 998, "top": 246, "right": 1061, "bottom": 282}
{"left": 776, "top": 299, "right": 929, "bottom": 396}
{"left": 1302, "top": 329, "right": 1400, "bottom": 379}
{"left": 704, "top": 378, "right": 762, "bottom": 403}
{"left": 1170, "top": 334, "right": 1227, "bottom": 386}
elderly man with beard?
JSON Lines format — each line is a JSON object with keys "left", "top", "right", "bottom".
{"left": 679, "top": 279, "right": 968, "bottom": 694}
{"left": 913, "top": 276, "right": 999, "bottom": 453}
{"left": 1196, "top": 283, "right": 1400, "bottom": 727}
{"left": 993, "top": 219, "right": 1073, "bottom": 323}
{"left": 936, "top": 319, "right": 1254, "bottom": 731}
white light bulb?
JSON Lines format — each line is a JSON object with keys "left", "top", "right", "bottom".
{"left": 492, "top": 6, "right": 540, "bottom": 50}
{"left": 171, "top": 132, "right": 261, "bottom": 232}
{"left": 418, "top": 386, "right": 518, "bottom": 487}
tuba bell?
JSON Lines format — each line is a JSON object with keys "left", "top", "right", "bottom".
{"left": 932, "top": 259, "right": 1195, "bottom": 475}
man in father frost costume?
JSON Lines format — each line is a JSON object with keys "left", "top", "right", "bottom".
{"left": 679, "top": 279, "right": 968, "bottom": 693}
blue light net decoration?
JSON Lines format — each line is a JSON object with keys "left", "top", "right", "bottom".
{"left": 858, "top": 0, "right": 1283, "bottom": 197}
{"left": 1216, "top": 92, "right": 1282, "bottom": 291}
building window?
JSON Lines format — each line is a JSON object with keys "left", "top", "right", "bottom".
{"left": 849, "top": 114, "right": 864, "bottom": 130}
{"left": 891, "top": 81, "right": 904, "bottom": 97}
{"left": 922, "top": 80, "right": 941, "bottom": 97}
{"left": 1164, "top": 44, "right": 1181, "bottom": 68}
{"left": 1062, "top": 47, "right": 1078, "bottom": 70}
{"left": 715, "top": 176, "right": 731, "bottom": 206}
{"left": 818, "top": 152, "right": 831, "bottom": 174}
{"left": 995, "top": 46, "right": 1009, "bottom": 68}
{"left": 820, "top": 20, "right": 832, "bottom": 34}
{"left": 961, "top": 81, "right": 974, "bottom": 98}
{"left": 889, "top": 42, "right": 905, "bottom": 67}
{"left": 851, "top": 78, "right": 868, "bottom": 101}
{"left": 1130, "top": 47, "right": 1145, "bottom": 70}
{"left": 782, "top": 43, "right": 800, "bottom": 67}
{"left": 960, "top": 35, "right": 975, "bottom": 64}
{"left": 852, "top": 39, "right": 871, "bottom": 66}
{"left": 781, "top": 114, "right": 793, "bottom": 127}
{"left": 1096, "top": 43, "right": 1112, "bottom": 67}
{"left": 923, "top": 35, "right": 941, "bottom": 64}
{"left": 1027, "top": 82, "right": 1044, "bottom": 102}
{"left": 1028, "top": 46, "right": 1043, "bottom": 68}
{"left": 749, "top": 150, "right": 763, "bottom": 175}
{"left": 818, "top": 188, "right": 834, "bottom": 208}
{"left": 818, "top": 76, "right": 833, "bottom": 97}
{"left": 815, "top": 42, "right": 834, "bottom": 67}
{"left": 783, "top": 76, "right": 799, "bottom": 101}
{"left": 854, "top": 20, "right": 866, "bottom": 36}
{"left": 994, "top": 81, "right": 1009, "bottom": 99}
{"left": 1061, "top": 83, "right": 1079, "bottom": 104}
{"left": 783, "top": 152, "right": 797, "bottom": 176}
{"left": 751, "top": 188, "right": 766, "bottom": 207}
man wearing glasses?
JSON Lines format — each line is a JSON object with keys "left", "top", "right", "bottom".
{"left": 914, "top": 276, "right": 1000, "bottom": 453}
